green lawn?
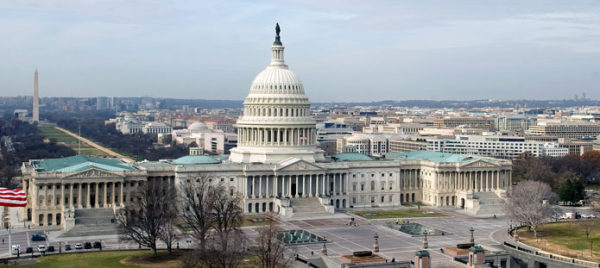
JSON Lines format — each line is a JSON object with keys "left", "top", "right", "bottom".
{"left": 19, "top": 250, "right": 150, "bottom": 268}
{"left": 38, "top": 126, "right": 79, "bottom": 143}
{"left": 38, "top": 125, "right": 111, "bottom": 157}
{"left": 350, "top": 209, "right": 446, "bottom": 219}
{"left": 517, "top": 221, "right": 600, "bottom": 261}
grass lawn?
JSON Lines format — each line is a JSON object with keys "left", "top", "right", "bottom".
{"left": 19, "top": 250, "right": 151, "bottom": 268}
{"left": 517, "top": 221, "right": 600, "bottom": 262}
{"left": 38, "top": 126, "right": 79, "bottom": 143}
{"left": 350, "top": 209, "right": 446, "bottom": 219}
{"left": 401, "top": 202, "right": 427, "bottom": 207}
{"left": 38, "top": 125, "right": 112, "bottom": 157}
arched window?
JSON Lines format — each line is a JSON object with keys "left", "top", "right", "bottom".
{"left": 370, "top": 181, "right": 375, "bottom": 191}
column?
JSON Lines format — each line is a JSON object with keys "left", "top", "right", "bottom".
{"left": 69, "top": 184, "right": 74, "bottom": 209}
{"left": 259, "top": 176, "right": 263, "bottom": 198}
{"left": 275, "top": 176, "right": 279, "bottom": 197}
{"left": 60, "top": 184, "right": 65, "bottom": 207}
{"left": 78, "top": 183, "right": 82, "bottom": 208}
{"left": 85, "top": 184, "right": 91, "bottom": 208}
{"left": 95, "top": 183, "right": 99, "bottom": 208}
{"left": 252, "top": 177, "right": 256, "bottom": 198}
{"left": 309, "top": 175, "right": 313, "bottom": 197}
{"left": 119, "top": 182, "right": 124, "bottom": 206}
{"left": 49, "top": 185, "right": 55, "bottom": 207}
{"left": 112, "top": 182, "right": 116, "bottom": 206}
{"left": 102, "top": 182, "right": 107, "bottom": 207}
{"left": 509, "top": 170, "right": 512, "bottom": 187}
{"left": 270, "top": 129, "right": 274, "bottom": 146}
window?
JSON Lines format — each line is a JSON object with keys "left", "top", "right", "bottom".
{"left": 352, "top": 197, "right": 356, "bottom": 204}
{"left": 230, "top": 178, "right": 234, "bottom": 182}
{"left": 371, "top": 181, "right": 375, "bottom": 191}
{"left": 353, "top": 184, "right": 357, "bottom": 191}
{"left": 381, "top": 195, "right": 385, "bottom": 202}
{"left": 360, "top": 184, "right": 365, "bottom": 191}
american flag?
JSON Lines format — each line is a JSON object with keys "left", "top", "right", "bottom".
{"left": 0, "top": 188, "right": 27, "bottom": 207}
{"left": 299, "top": 135, "right": 308, "bottom": 141}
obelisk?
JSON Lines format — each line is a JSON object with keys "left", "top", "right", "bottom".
{"left": 33, "top": 69, "right": 39, "bottom": 123}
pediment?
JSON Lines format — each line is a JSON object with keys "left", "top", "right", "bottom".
{"left": 460, "top": 159, "right": 498, "bottom": 168}
{"left": 65, "top": 168, "right": 124, "bottom": 178}
{"left": 276, "top": 159, "right": 323, "bottom": 172}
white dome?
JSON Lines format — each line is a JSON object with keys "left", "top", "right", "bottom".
{"left": 249, "top": 68, "right": 304, "bottom": 95}
{"left": 188, "top": 122, "right": 208, "bottom": 130}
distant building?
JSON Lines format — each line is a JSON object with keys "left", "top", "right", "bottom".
{"left": 427, "top": 135, "right": 567, "bottom": 159}
{"left": 527, "top": 122, "right": 600, "bottom": 139}
{"left": 495, "top": 116, "right": 537, "bottom": 131}
{"left": 433, "top": 117, "right": 494, "bottom": 130}
{"left": 337, "top": 134, "right": 392, "bottom": 156}
{"left": 389, "top": 137, "right": 428, "bottom": 153}
{"left": 96, "top": 97, "right": 109, "bottom": 110}
{"left": 142, "top": 122, "right": 172, "bottom": 134}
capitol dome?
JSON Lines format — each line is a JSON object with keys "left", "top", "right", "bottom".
{"left": 229, "top": 24, "right": 324, "bottom": 164}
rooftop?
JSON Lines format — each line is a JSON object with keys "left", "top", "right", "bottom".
{"left": 333, "top": 153, "right": 374, "bottom": 162}
{"left": 32, "top": 155, "right": 133, "bottom": 172}
{"left": 386, "top": 150, "right": 490, "bottom": 163}
{"left": 172, "top": 155, "right": 221, "bottom": 165}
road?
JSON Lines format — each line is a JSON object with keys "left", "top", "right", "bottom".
{"left": 54, "top": 126, "right": 134, "bottom": 163}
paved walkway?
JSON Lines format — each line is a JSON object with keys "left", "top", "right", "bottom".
{"left": 54, "top": 127, "right": 134, "bottom": 162}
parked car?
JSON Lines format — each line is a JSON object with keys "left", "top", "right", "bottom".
{"left": 38, "top": 245, "right": 46, "bottom": 253}
{"left": 11, "top": 245, "right": 20, "bottom": 255}
{"left": 47, "top": 246, "right": 55, "bottom": 252}
{"left": 75, "top": 243, "right": 82, "bottom": 250}
{"left": 25, "top": 247, "right": 33, "bottom": 254}
{"left": 65, "top": 245, "right": 71, "bottom": 251}
{"left": 83, "top": 242, "right": 92, "bottom": 249}
{"left": 31, "top": 234, "right": 46, "bottom": 241}
{"left": 93, "top": 241, "right": 101, "bottom": 249}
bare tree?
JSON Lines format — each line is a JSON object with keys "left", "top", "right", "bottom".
{"left": 503, "top": 180, "right": 556, "bottom": 238}
{"left": 204, "top": 229, "right": 247, "bottom": 268}
{"left": 179, "top": 176, "right": 215, "bottom": 251}
{"left": 579, "top": 218, "right": 597, "bottom": 240}
{"left": 252, "top": 213, "right": 294, "bottom": 268}
{"left": 159, "top": 217, "right": 178, "bottom": 254}
{"left": 212, "top": 184, "right": 244, "bottom": 253}
{"left": 117, "top": 180, "right": 175, "bottom": 257}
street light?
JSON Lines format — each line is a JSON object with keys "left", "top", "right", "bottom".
{"left": 469, "top": 227, "right": 475, "bottom": 244}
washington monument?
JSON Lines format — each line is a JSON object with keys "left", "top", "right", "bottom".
{"left": 33, "top": 69, "right": 39, "bottom": 123}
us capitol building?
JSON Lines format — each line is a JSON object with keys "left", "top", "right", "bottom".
{"left": 20, "top": 25, "right": 512, "bottom": 228}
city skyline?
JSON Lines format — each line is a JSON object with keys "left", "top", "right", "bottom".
{"left": 2, "top": 1, "right": 600, "bottom": 101}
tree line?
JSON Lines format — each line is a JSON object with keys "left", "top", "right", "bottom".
{"left": 0, "top": 115, "right": 76, "bottom": 188}
{"left": 513, "top": 151, "right": 600, "bottom": 204}
{"left": 118, "top": 177, "right": 293, "bottom": 267}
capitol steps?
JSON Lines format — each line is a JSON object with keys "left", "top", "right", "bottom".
{"left": 472, "top": 192, "right": 504, "bottom": 215}
{"left": 290, "top": 198, "right": 330, "bottom": 217}
{"left": 59, "top": 208, "right": 119, "bottom": 238}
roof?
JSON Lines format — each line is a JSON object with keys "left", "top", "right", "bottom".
{"left": 386, "top": 150, "right": 489, "bottom": 163}
{"left": 173, "top": 155, "right": 221, "bottom": 165}
{"left": 333, "top": 153, "right": 374, "bottom": 162}
{"left": 33, "top": 155, "right": 133, "bottom": 172}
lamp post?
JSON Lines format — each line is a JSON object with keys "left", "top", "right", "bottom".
{"left": 469, "top": 227, "right": 475, "bottom": 244}
{"left": 59, "top": 242, "right": 62, "bottom": 254}
{"left": 422, "top": 231, "right": 428, "bottom": 249}
{"left": 373, "top": 233, "right": 379, "bottom": 252}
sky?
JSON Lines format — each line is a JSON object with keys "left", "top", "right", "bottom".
{"left": 2, "top": 0, "right": 600, "bottom": 102}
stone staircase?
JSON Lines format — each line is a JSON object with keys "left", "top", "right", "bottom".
{"left": 59, "top": 208, "right": 119, "bottom": 238}
{"left": 290, "top": 198, "right": 330, "bottom": 218}
{"left": 472, "top": 192, "right": 504, "bottom": 215}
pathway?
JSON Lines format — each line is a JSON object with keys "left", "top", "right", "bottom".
{"left": 54, "top": 127, "right": 134, "bottom": 163}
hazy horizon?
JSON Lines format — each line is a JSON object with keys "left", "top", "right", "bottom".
{"left": 2, "top": 0, "right": 600, "bottom": 102}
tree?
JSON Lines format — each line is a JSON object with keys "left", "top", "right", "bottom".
{"left": 579, "top": 217, "right": 597, "bottom": 240}
{"left": 179, "top": 177, "right": 216, "bottom": 251}
{"left": 117, "top": 180, "right": 175, "bottom": 257}
{"left": 211, "top": 184, "right": 244, "bottom": 253}
{"left": 558, "top": 177, "right": 586, "bottom": 205}
{"left": 252, "top": 213, "right": 294, "bottom": 268}
{"left": 504, "top": 180, "right": 556, "bottom": 238}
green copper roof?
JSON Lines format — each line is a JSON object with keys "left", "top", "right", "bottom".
{"left": 173, "top": 155, "right": 221, "bottom": 165}
{"left": 415, "top": 250, "right": 430, "bottom": 257}
{"left": 33, "top": 155, "right": 132, "bottom": 172}
{"left": 333, "top": 153, "right": 374, "bottom": 162}
{"left": 386, "top": 150, "right": 489, "bottom": 163}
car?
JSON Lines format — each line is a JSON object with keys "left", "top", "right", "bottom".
{"left": 75, "top": 243, "right": 82, "bottom": 250}
{"left": 25, "top": 247, "right": 33, "bottom": 254}
{"left": 38, "top": 245, "right": 46, "bottom": 253}
{"left": 11, "top": 245, "right": 20, "bottom": 255}
{"left": 65, "top": 245, "right": 71, "bottom": 251}
{"left": 93, "top": 241, "right": 102, "bottom": 249}
{"left": 47, "top": 246, "right": 55, "bottom": 252}
{"left": 84, "top": 242, "right": 92, "bottom": 249}
{"left": 31, "top": 234, "right": 46, "bottom": 241}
